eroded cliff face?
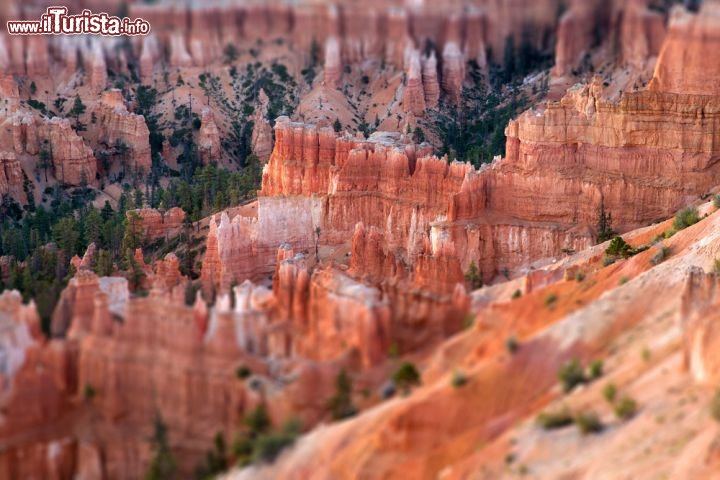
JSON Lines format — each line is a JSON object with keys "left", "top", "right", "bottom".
{"left": 127, "top": 0, "right": 561, "bottom": 71}
{"left": 0, "top": 152, "right": 25, "bottom": 203}
{"left": 502, "top": 75, "right": 720, "bottom": 232}
{"left": 88, "top": 89, "right": 151, "bottom": 175}
{"left": 649, "top": 1, "right": 720, "bottom": 95}
{"left": 198, "top": 107, "right": 223, "bottom": 164}
{"left": 6, "top": 2, "right": 720, "bottom": 479}
{"left": 553, "top": 0, "right": 666, "bottom": 77}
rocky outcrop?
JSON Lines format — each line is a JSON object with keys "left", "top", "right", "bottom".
{"left": 553, "top": 0, "right": 607, "bottom": 76}
{"left": 421, "top": 51, "right": 440, "bottom": 109}
{"left": 138, "top": 35, "right": 161, "bottom": 82}
{"left": 0, "top": 291, "right": 72, "bottom": 441}
{"left": 323, "top": 36, "right": 342, "bottom": 89}
{"left": 502, "top": 74, "right": 720, "bottom": 233}
{"left": 681, "top": 268, "right": 720, "bottom": 385}
{"left": 83, "top": 39, "right": 107, "bottom": 90}
{"left": 42, "top": 118, "right": 96, "bottom": 186}
{"left": 649, "top": 1, "right": 720, "bottom": 96}
{"left": 403, "top": 48, "right": 426, "bottom": 116}
{"left": 51, "top": 269, "right": 101, "bottom": 338}
{"left": 251, "top": 89, "right": 273, "bottom": 162}
{"left": 90, "top": 89, "right": 151, "bottom": 174}
{"left": 169, "top": 31, "right": 193, "bottom": 68}
{"left": 0, "top": 152, "right": 25, "bottom": 202}
{"left": 125, "top": 207, "right": 186, "bottom": 242}
{"left": 553, "top": 0, "right": 666, "bottom": 76}
{"left": 619, "top": 0, "right": 666, "bottom": 70}
{"left": 441, "top": 42, "right": 465, "bottom": 104}
{"left": 198, "top": 107, "right": 222, "bottom": 164}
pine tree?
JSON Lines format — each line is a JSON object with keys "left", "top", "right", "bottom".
{"left": 597, "top": 195, "right": 615, "bottom": 243}
{"left": 327, "top": 369, "right": 357, "bottom": 420}
{"left": 146, "top": 414, "right": 176, "bottom": 480}
{"left": 69, "top": 94, "right": 87, "bottom": 132}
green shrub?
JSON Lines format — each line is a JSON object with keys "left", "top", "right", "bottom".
{"left": 714, "top": 194, "right": 720, "bottom": 209}
{"left": 236, "top": 365, "right": 252, "bottom": 379}
{"left": 251, "top": 418, "right": 301, "bottom": 464}
{"left": 673, "top": 207, "right": 700, "bottom": 231}
{"left": 327, "top": 369, "right": 357, "bottom": 420}
{"left": 506, "top": 336, "right": 519, "bottom": 354}
{"left": 605, "top": 236, "right": 633, "bottom": 258}
{"left": 451, "top": 370, "right": 468, "bottom": 388}
{"left": 574, "top": 410, "right": 603, "bottom": 434}
{"left": 603, "top": 383, "right": 617, "bottom": 404}
{"left": 619, "top": 276, "right": 629, "bottom": 285}
{"left": 614, "top": 396, "right": 638, "bottom": 420}
{"left": 244, "top": 404, "right": 271, "bottom": 437}
{"left": 575, "top": 271, "right": 585, "bottom": 282}
{"left": 512, "top": 289, "right": 522, "bottom": 300}
{"left": 464, "top": 261, "right": 483, "bottom": 290}
{"left": 545, "top": 293, "right": 558, "bottom": 308}
{"left": 588, "top": 359, "right": 604, "bottom": 380}
{"left": 642, "top": 347, "right": 652, "bottom": 362}
{"left": 393, "top": 362, "right": 421, "bottom": 394}
{"left": 602, "top": 256, "right": 616, "bottom": 267}
{"left": 558, "top": 359, "right": 587, "bottom": 393}
{"left": 83, "top": 383, "right": 96, "bottom": 400}
{"left": 711, "top": 389, "right": 720, "bottom": 422}
{"left": 536, "top": 406, "right": 573, "bottom": 430}
{"left": 713, "top": 258, "right": 720, "bottom": 275}
{"left": 650, "top": 245, "right": 671, "bottom": 265}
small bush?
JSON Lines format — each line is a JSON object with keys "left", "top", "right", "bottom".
{"left": 536, "top": 406, "right": 574, "bottom": 430}
{"left": 393, "top": 362, "right": 421, "bottom": 394}
{"left": 711, "top": 389, "right": 720, "bottom": 422}
{"left": 558, "top": 359, "right": 587, "bottom": 393}
{"left": 451, "top": 370, "right": 468, "bottom": 388}
{"left": 252, "top": 431, "right": 296, "bottom": 464}
{"left": 603, "top": 383, "right": 617, "bottom": 404}
{"left": 512, "top": 289, "right": 522, "bottom": 300}
{"left": 506, "top": 336, "right": 519, "bottom": 354}
{"left": 650, "top": 245, "right": 671, "bottom": 265}
{"left": 463, "top": 314, "right": 475, "bottom": 329}
{"left": 713, "top": 258, "right": 720, "bottom": 275}
{"left": 464, "top": 261, "right": 483, "bottom": 290}
{"left": 673, "top": 207, "right": 700, "bottom": 231}
{"left": 574, "top": 410, "right": 603, "bottom": 435}
{"left": 575, "top": 271, "right": 585, "bottom": 282}
{"left": 236, "top": 365, "right": 252, "bottom": 379}
{"left": 83, "top": 383, "right": 96, "bottom": 400}
{"left": 641, "top": 348, "right": 652, "bottom": 362}
{"left": 614, "top": 396, "right": 638, "bottom": 420}
{"left": 619, "top": 276, "right": 629, "bottom": 285}
{"left": 605, "top": 236, "right": 633, "bottom": 258}
{"left": 545, "top": 293, "right": 558, "bottom": 308}
{"left": 602, "top": 256, "right": 616, "bottom": 267}
{"left": 588, "top": 359, "right": 604, "bottom": 380}
{"left": 714, "top": 194, "right": 720, "bottom": 209}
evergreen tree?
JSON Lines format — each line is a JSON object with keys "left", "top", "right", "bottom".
{"left": 146, "top": 414, "right": 176, "bottom": 480}
{"left": 69, "top": 94, "right": 87, "bottom": 132}
{"left": 596, "top": 195, "right": 615, "bottom": 243}
{"left": 327, "top": 369, "right": 357, "bottom": 420}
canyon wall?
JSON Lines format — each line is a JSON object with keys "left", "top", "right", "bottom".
{"left": 553, "top": 0, "right": 666, "bottom": 77}
{"left": 88, "top": 89, "right": 151, "bottom": 175}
